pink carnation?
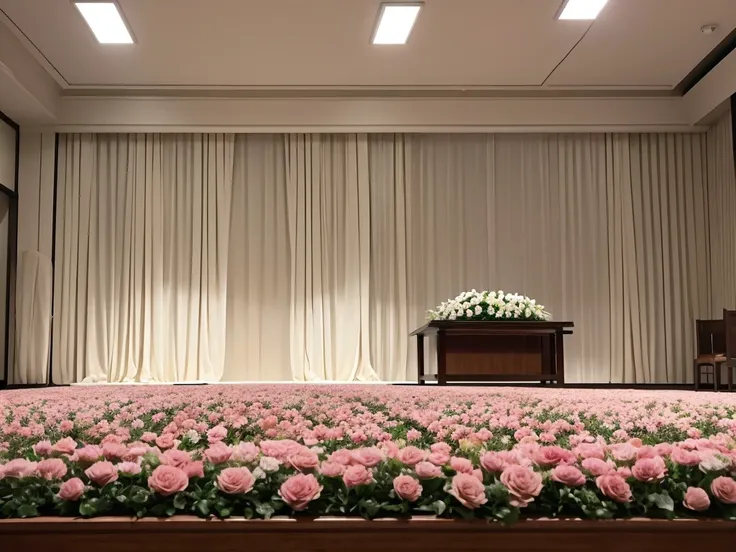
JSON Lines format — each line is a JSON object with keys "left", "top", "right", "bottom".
{"left": 37, "top": 458, "right": 68, "bottom": 480}
{"left": 34, "top": 440, "right": 53, "bottom": 457}
{"left": 53, "top": 437, "right": 77, "bottom": 456}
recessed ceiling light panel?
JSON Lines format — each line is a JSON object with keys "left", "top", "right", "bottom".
{"left": 557, "top": 0, "right": 609, "bottom": 20}
{"left": 75, "top": 1, "right": 134, "bottom": 44}
{"left": 372, "top": 3, "right": 422, "bottom": 45}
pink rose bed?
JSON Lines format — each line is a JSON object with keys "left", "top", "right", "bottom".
{"left": 1, "top": 385, "right": 736, "bottom": 522}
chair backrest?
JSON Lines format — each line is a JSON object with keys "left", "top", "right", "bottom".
{"left": 724, "top": 309, "right": 736, "bottom": 360}
{"left": 696, "top": 319, "right": 725, "bottom": 355}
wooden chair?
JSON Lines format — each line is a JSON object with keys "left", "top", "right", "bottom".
{"left": 724, "top": 309, "right": 736, "bottom": 391}
{"left": 693, "top": 319, "right": 726, "bottom": 391}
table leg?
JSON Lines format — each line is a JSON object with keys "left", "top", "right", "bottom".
{"left": 555, "top": 331, "right": 565, "bottom": 387}
{"left": 416, "top": 335, "right": 425, "bottom": 385}
{"left": 437, "top": 331, "right": 447, "bottom": 386}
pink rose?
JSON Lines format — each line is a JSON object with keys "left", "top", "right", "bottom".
{"left": 582, "top": 458, "right": 613, "bottom": 477}
{"left": 351, "top": 447, "right": 384, "bottom": 468}
{"left": 575, "top": 443, "right": 605, "bottom": 460}
{"left": 711, "top": 476, "right": 736, "bottom": 504}
{"left": 102, "top": 442, "right": 128, "bottom": 461}
{"left": 450, "top": 456, "right": 474, "bottom": 474}
{"left": 148, "top": 465, "right": 189, "bottom": 496}
{"left": 617, "top": 466, "right": 632, "bottom": 479}
{"left": 288, "top": 448, "right": 320, "bottom": 471}
{"left": 407, "top": 429, "right": 422, "bottom": 441}
{"left": 671, "top": 447, "right": 701, "bottom": 467}
{"left": 260, "top": 439, "right": 301, "bottom": 461}
{"left": 319, "top": 461, "right": 346, "bottom": 477}
{"left": 231, "top": 442, "right": 260, "bottom": 463}
{"left": 1, "top": 459, "right": 37, "bottom": 478}
{"left": 393, "top": 475, "right": 423, "bottom": 502}
{"left": 53, "top": 437, "right": 77, "bottom": 456}
{"left": 161, "top": 449, "right": 192, "bottom": 468}
{"left": 415, "top": 461, "right": 442, "bottom": 479}
{"left": 58, "top": 477, "right": 85, "bottom": 501}
{"left": 533, "top": 446, "right": 575, "bottom": 468}
{"left": 654, "top": 443, "right": 675, "bottom": 456}
{"left": 428, "top": 451, "right": 451, "bottom": 466}
{"left": 631, "top": 457, "right": 666, "bottom": 482}
{"left": 122, "top": 446, "right": 148, "bottom": 463}
{"left": 596, "top": 474, "right": 632, "bottom": 503}
{"left": 155, "top": 434, "right": 175, "bottom": 450}
{"left": 207, "top": 425, "right": 228, "bottom": 443}
{"left": 73, "top": 445, "right": 103, "bottom": 465}
{"left": 279, "top": 473, "right": 323, "bottom": 511}
{"left": 204, "top": 443, "right": 233, "bottom": 465}
{"left": 328, "top": 449, "right": 354, "bottom": 466}
{"left": 610, "top": 443, "right": 637, "bottom": 463}
{"left": 342, "top": 465, "right": 374, "bottom": 488}
{"left": 636, "top": 446, "right": 657, "bottom": 460}
{"left": 683, "top": 487, "right": 710, "bottom": 511}
{"left": 449, "top": 473, "right": 488, "bottom": 509}
{"left": 85, "top": 461, "right": 119, "bottom": 486}
{"left": 117, "top": 462, "right": 142, "bottom": 475}
{"left": 431, "top": 442, "right": 452, "bottom": 454}
{"left": 217, "top": 467, "right": 255, "bottom": 494}
{"left": 398, "top": 446, "right": 426, "bottom": 466}
{"left": 551, "top": 465, "right": 586, "bottom": 487}
{"left": 183, "top": 460, "right": 204, "bottom": 479}
{"left": 34, "top": 440, "right": 53, "bottom": 457}
{"left": 500, "top": 465, "right": 543, "bottom": 507}
{"left": 37, "top": 458, "right": 68, "bottom": 480}
{"left": 480, "top": 451, "right": 506, "bottom": 473}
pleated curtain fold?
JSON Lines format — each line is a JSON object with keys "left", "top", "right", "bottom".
{"left": 44, "top": 121, "right": 736, "bottom": 385}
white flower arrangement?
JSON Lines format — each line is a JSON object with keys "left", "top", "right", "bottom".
{"left": 427, "top": 289, "right": 551, "bottom": 322}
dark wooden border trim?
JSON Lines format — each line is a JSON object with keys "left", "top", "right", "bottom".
{"left": 47, "top": 133, "right": 59, "bottom": 386}
{"left": 731, "top": 94, "right": 736, "bottom": 176}
{"left": 0, "top": 110, "right": 19, "bottom": 389}
{"left": 676, "top": 27, "right": 736, "bottom": 95}
{"left": 0, "top": 517, "right": 735, "bottom": 552}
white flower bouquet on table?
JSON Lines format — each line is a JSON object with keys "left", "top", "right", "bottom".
{"left": 427, "top": 289, "right": 551, "bottom": 322}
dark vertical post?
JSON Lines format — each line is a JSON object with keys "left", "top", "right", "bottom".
{"left": 731, "top": 94, "right": 736, "bottom": 176}
{"left": 416, "top": 334, "right": 425, "bottom": 385}
{"left": 555, "top": 330, "right": 566, "bottom": 387}
{"left": 436, "top": 330, "right": 447, "bottom": 386}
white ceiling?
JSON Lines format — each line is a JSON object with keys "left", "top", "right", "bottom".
{"left": 0, "top": 0, "right": 734, "bottom": 91}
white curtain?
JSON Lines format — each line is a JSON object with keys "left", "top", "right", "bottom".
{"left": 707, "top": 109, "right": 736, "bottom": 312}
{"left": 54, "top": 134, "right": 233, "bottom": 383}
{"left": 50, "top": 130, "right": 735, "bottom": 384}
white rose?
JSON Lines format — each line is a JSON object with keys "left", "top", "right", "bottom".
{"left": 699, "top": 454, "right": 731, "bottom": 473}
{"left": 252, "top": 466, "right": 267, "bottom": 480}
{"left": 465, "top": 309, "right": 473, "bottom": 317}
{"left": 449, "top": 313, "right": 457, "bottom": 320}
{"left": 474, "top": 305, "right": 482, "bottom": 315}
{"left": 259, "top": 456, "right": 281, "bottom": 473}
